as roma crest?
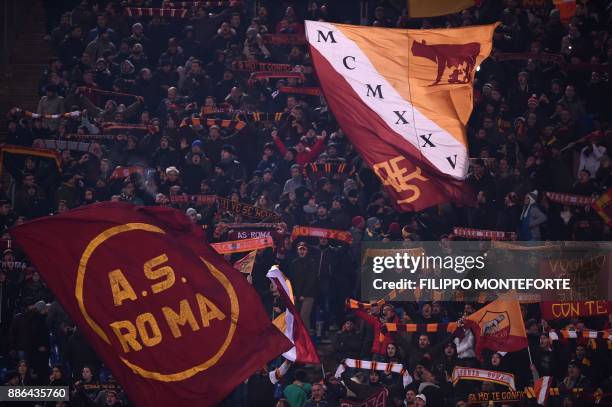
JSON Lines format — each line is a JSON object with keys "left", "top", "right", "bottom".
{"left": 478, "top": 310, "right": 510, "bottom": 341}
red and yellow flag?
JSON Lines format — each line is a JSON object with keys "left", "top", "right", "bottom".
{"left": 306, "top": 21, "right": 497, "bottom": 211}
{"left": 233, "top": 250, "right": 257, "bottom": 274}
{"left": 553, "top": 0, "right": 576, "bottom": 23}
{"left": 10, "top": 203, "right": 291, "bottom": 407}
{"left": 593, "top": 189, "right": 612, "bottom": 227}
{"left": 464, "top": 292, "right": 527, "bottom": 357}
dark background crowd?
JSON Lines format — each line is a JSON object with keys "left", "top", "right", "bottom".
{"left": 1, "top": 0, "right": 612, "bottom": 405}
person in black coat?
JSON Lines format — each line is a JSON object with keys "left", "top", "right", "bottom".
{"left": 289, "top": 242, "right": 319, "bottom": 332}
{"left": 496, "top": 192, "right": 522, "bottom": 232}
{"left": 28, "top": 301, "right": 51, "bottom": 383}
{"left": 332, "top": 316, "right": 363, "bottom": 362}
{"left": 181, "top": 154, "right": 210, "bottom": 194}
{"left": 246, "top": 368, "right": 275, "bottom": 407}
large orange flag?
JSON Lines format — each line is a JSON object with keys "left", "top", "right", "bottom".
{"left": 10, "top": 202, "right": 291, "bottom": 407}
{"left": 306, "top": 22, "right": 497, "bottom": 211}
{"left": 464, "top": 292, "right": 528, "bottom": 357}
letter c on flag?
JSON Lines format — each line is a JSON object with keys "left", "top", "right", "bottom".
{"left": 343, "top": 56, "right": 356, "bottom": 70}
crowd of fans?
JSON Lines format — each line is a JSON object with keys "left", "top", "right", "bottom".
{"left": 1, "top": 0, "right": 611, "bottom": 405}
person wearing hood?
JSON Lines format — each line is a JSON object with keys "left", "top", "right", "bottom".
{"left": 283, "top": 164, "right": 305, "bottom": 195}
{"left": 94, "top": 57, "right": 113, "bottom": 90}
{"left": 119, "top": 59, "right": 137, "bottom": 82}
{"left": 363, "top": 217, "right": 382, "bottom": 241}
{"left": 519, "top": 191, "right": 547, "bottom": 240}
{"left": 85, "top": 28, "right": 116, "bottom": 61}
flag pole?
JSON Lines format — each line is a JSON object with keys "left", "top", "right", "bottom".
{"left": 321, "top": 364, "right": 326, "bottom": 380}
{"left": 527, "top": 344, "right": 534, "bottom": 366}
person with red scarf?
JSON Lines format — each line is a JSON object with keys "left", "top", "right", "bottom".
{"left": 353, "top": 303, "right": 402, "bottom": 357}
{"left": 271, "top": 130, "right": 327, "bottom": 166}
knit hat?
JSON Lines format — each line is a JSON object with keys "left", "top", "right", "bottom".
{"left": 351, "top": 216, "right": 365, "bottom": 228}
{"left": 165, "top": 166, "right": 179, "bottom": 175}
{"left": 191, "top": 139, "right": 203, "bottom": 149}
{"left": 366, "top": 217, "right": 381, "bottom": 230}
{"left": 416, "top": 394, "right": 427, "bottom": 403}
{"left": 186, "top": 208, "right": 197, "bottom": 216}
{"left": 387, "top": 222, "right": 401, "bottom": 236}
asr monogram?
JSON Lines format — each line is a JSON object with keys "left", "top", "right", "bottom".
{"left": 372, "top": 157, "right": 428, "bottom": 204}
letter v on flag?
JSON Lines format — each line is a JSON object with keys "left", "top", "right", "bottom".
{"left": 267, "top": 266, "right": 320, "bottom": 364}
{"left": 10, "top": 202, "right": 292, "bottom": 407}
{"left": 306, "top": 21, "right": 497, "bottom": 211}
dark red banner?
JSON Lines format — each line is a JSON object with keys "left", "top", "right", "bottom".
{"left": 10, "top": 202, "right": 290, "bottom": 407}
{"left": 540, "top": 301, "right": 611, "bottom": 320}
{"left": 340, "top": 388, "right": 388, "bottom": 407}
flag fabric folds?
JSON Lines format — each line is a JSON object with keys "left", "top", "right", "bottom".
{"left": 10, "top": 202, "right": 291, "bottom": 407}
{"left": 463, "top": 292, "right": 528, "bottom": 357}
{"left": 233, "top": 250, "right": 257, "bottom": 274}
{"left": 553, "top": 0, "right": 576, "bottom": 23}
{"left": 267, "top": 266, "right": 320, "bottom": 364}
{"left": 305, "top": 21, "right": 497, "bottom": 211}
{"left": 407, "top": 0, "right": 476, "bottom": 18}
{"left": 534, "top": 376, "right": 553, "bottom": 405}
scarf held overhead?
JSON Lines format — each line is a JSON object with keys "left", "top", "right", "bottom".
{"left": 211, "top": 236, "right": 274, "bottom": 254}
{"left": 335, "top": 359, "right": 412, "bottom": 387}
{"left": 451, "top": 367, "right": 516, "bottom": 390}
{"left": 453, "top": 227, "right": 517, "bottom": 240}
{"left": 290, "top": 226, "right": 353, "bottom": 244}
